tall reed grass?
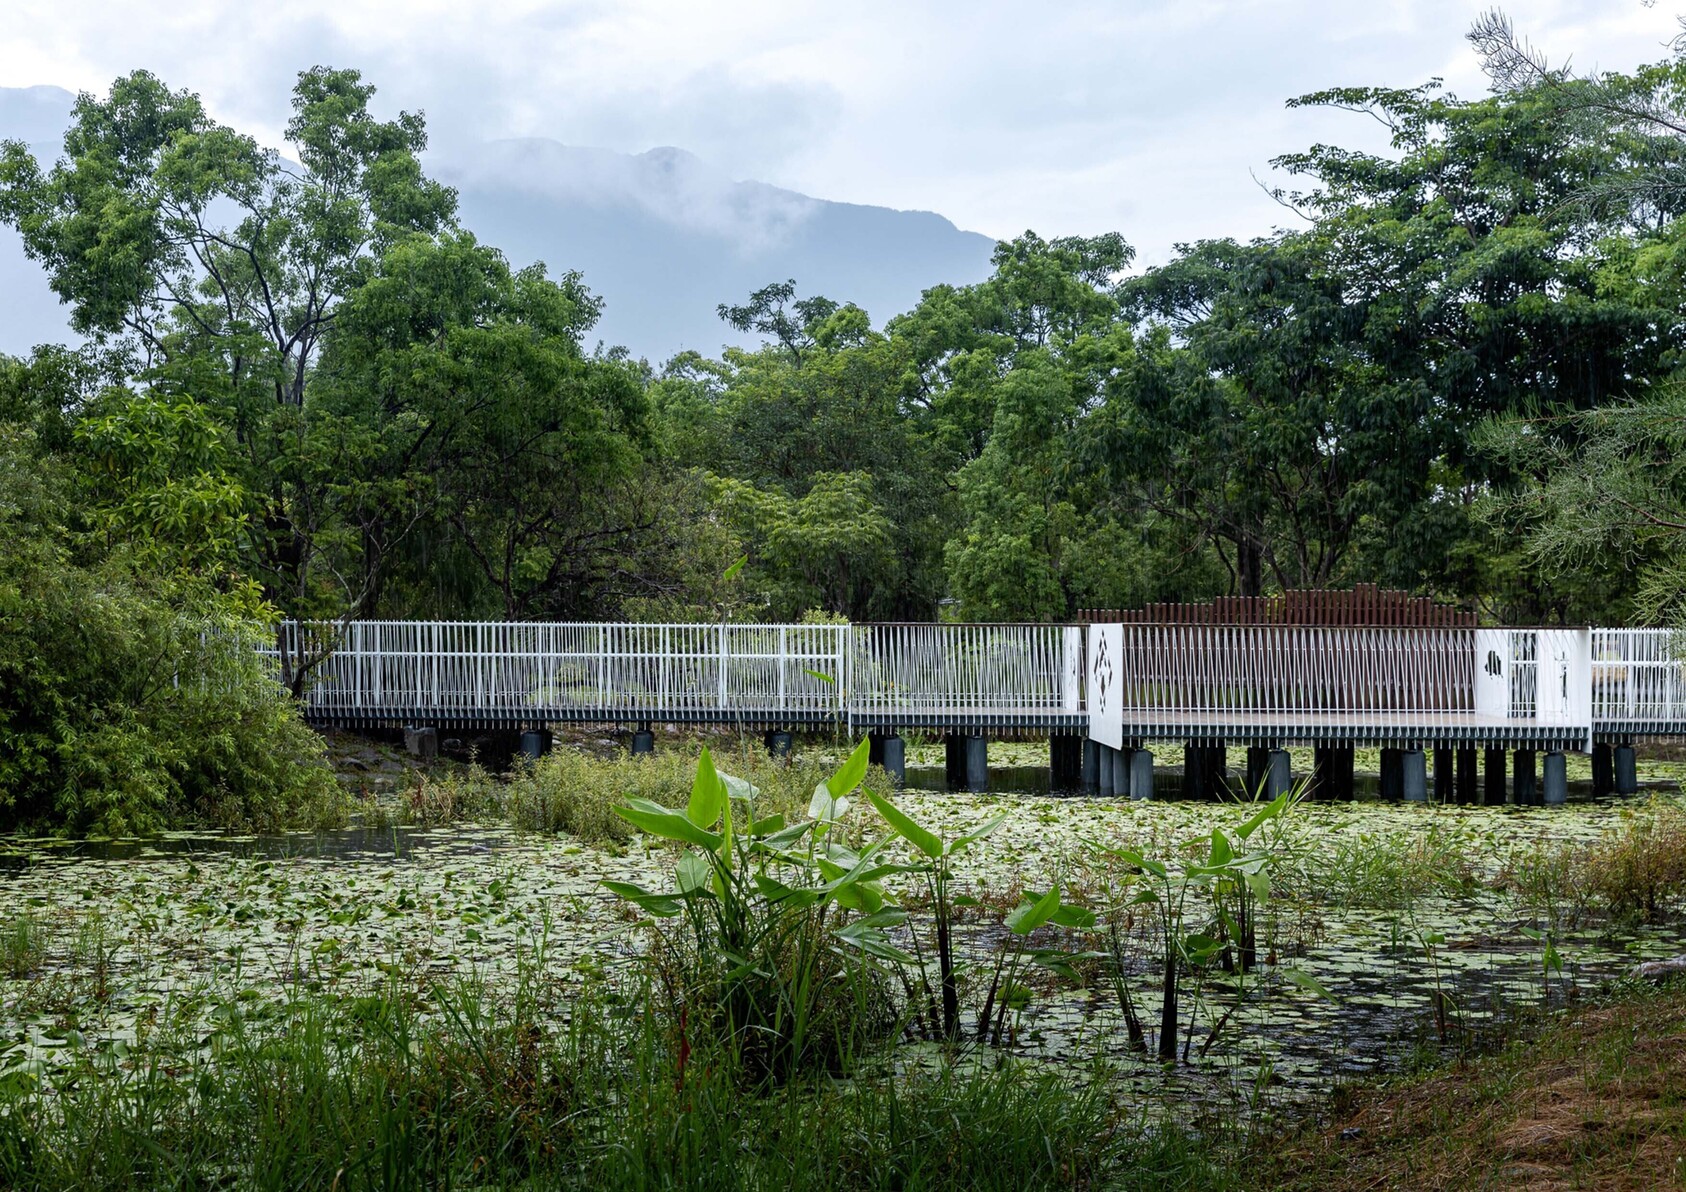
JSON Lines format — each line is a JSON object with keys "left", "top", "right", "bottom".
{"left": 0, "top": 956, "right": 1167, "bottom": 1190}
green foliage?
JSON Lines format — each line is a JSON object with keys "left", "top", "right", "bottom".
{"left": 606, "top": 741, "right": 904, "bottom": 1080}
{"left": 0, "top": 428, "right": 343, "bottom": 836}
{"left": 0, "top": 964, "right": 1146, "bottom": 1191}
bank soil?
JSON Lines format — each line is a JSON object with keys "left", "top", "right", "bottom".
{"left": 1269, "top": 984, "right": 1686, "bottom": 1190}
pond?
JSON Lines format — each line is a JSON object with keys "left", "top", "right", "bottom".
{"left": 2, "top": 788, "right": 1682, "bottom": 1120}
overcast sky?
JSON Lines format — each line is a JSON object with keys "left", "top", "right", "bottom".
{"left": 4, "top": 1, "right": 1683, "bottom": 266}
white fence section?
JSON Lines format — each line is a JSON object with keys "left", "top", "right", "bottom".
{"left": 272, "top": 621, "right": 848, "bottom": 721}
{"left": 846, "top": 623, "right": 1085, "bottom": 726}
{"left": 1591, "top": 629, "right": 1686, "bottom": 726}
{"left": 269, "top": 619, "right": 1686, "bottom": 739}
{"left": 1101, "top": 624, "right": 1475, "bottom": 730}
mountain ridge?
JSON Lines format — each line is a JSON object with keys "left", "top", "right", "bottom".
{"left": 0, "top": 86, "right": 995, "bottom": 362}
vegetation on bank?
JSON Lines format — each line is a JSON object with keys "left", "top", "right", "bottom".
{"left": 1, "top": 737, "right": 1684, "bottom": 1187}
{"left": 1265, "top": 982, "right": 1686, "bottom": 1191}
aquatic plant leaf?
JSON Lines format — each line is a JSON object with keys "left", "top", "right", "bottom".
{"left": 1281, "top": 966, "right": 1338, "bottom": 1002}
{"left": 946, "top": 813, "right": 1008, "bottom": 856}
{"left": 1007, "top": 885, "right": 1062, "bottom": 935}
{"left": 1050, "top": 904, "right": 1097, "bottom": 930}
{"left": 827, "top": 738, "right": 871, "bottom": 801}
{"left": 1208, "top": 830, "right": 1234, "bottom": 867}
{"left": 616, "top": 799, "right": 723, "bottom": 851}
{"left": 676, "top": 852, "right": 713, "bottom": 895}
{"left": 601, "top": 881, "right": 683, "bottom": 918}
{"left": 687, "top": 750, "right": 725, "bottom": 830}
{"left": 1236, "top": 793, "right": 1289, "bottom": 840}
{"left": 863, "top": 789, "right": 942, "bottom": 860}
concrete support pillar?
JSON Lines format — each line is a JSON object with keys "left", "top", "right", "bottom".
{"left": 1434, "top": 748, "right": 1454, "bottom": 803}
{"left": 1543, "top": 751, "right": 1568, "bottom": 806}
{"left": 1592, "top": 743, "right": 1614, "bottom": 799}
{"left": 1455, "top": 747, "right": 1478, "bottom": 805}
{"left": 880, "top": 734, "right": 906, "bottom": 786}
{"left": 1098, "top": 745, "right": 1116, "bottom": 797}
{"left": 1313, "top": 744, "right": 1353, "bottom": 801}
{"left": 964, "top": 735, "right": 988, "bottom": 792}
{"left": 1402, "top": 749, "right": 1428, "bottom": 802}
{"left": 1484, "top": 748, "right": 1507, "bottom": 806}
{"left": 1082, "top": 738, "right": 1101, "bottom": 792}
{"left": 1615, "top": 744, "right": 1638, "bottom": 796}
{"left": 868, "top": 733, "right": 887, "bottom": 767}
{"left": 404, "top": 725, "right": 438, "bottom": 760}
{"left": 1050, "top": 735, "right": 1083, "bottom": 790}
{"left": 1379, "top": 747, "right": 1404, "bottom": 802}
{"left": 1265, "top": 749, "right": 1292, "bottom": 799}
{"left": 1130, "top": 747, "right": 1155, "bottom": 801}
{"left": 1111, "top": 748, "right": 1130, "bottom": 800}
{"left": 518, "top": 729, "right": 551, "bottom": 761}
{"left": 1182, "top": 742, "right": 1205, "bottom": 800}
{"left": 765, "top": 729, "right": 794, "bottom": 758}
{"left": 1514, "top": 749, "right": 1538, "bottom": 807}
{"left": 944, "top": 735, "right": 967, "bottom": 788}
{"left": 1246, "top": 746, "right": 1271, "bottom": 798}
{"left": 1208, "top": 743, "right": 1229, "bottom": 799}
{"left": 1184, "top": 742, "right": 1227, "bottom": 800}
{"left": 631, "top": 726, "right": 655, "bottom": 755}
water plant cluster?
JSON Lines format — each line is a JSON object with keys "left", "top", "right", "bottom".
{"left": 1, "top": 739, "right": 1684, "bottom": 1186}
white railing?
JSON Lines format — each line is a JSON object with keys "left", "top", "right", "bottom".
{"left": 847, "top": 623, "right": 1083, "bottom": 722}
{"left": 1102, "top": 624, "right": 1474, "bottom": 723}
{"left": 1591, "top": 628, "right": 1686, "bottom": 724}
{"left": 271, "top": 621, "right": 847, "bottom": 720}
{"left": 265, "top": 619, "right": 1686, "bottom": 735}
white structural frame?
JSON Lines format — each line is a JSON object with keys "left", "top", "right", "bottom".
{"left": 267, "top": 619, "right": 1686, "bottom": 744}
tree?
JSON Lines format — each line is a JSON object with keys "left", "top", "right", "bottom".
{"left": 0, "top": 68, "right": 457, "bottom": 622}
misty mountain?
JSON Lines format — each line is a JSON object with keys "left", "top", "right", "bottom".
{"left": 0, "top": 86, "right": 995, "bottom": 363}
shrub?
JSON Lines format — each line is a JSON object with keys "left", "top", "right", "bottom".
{"left": 0, "top": 431, "right": 344, "bottom": 836}
{"left": 1576, "top": 798, "right": 1686, "bottom": 921}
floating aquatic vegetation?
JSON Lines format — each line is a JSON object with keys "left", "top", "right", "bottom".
{"left": 0, "top": 783, "right": 1681, "bottom": 1124}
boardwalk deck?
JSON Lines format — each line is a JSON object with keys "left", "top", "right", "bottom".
{"left": 267, "top": 619, "right": 1686, "bottom": 745}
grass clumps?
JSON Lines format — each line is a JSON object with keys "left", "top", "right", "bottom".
{"left": 1262, "top": 981, "right": 1686, "bottom": 1191}
{"left": 489, "top": 742, "right": 892, "bottom": 847}
{"left": 0, "top": 963, "right": 1146, "bottom": 1191}
{"left": 0, "top": 914, "right": 45, "bottom": 979}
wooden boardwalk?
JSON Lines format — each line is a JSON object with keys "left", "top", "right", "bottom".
{"left": 267, "top": 620, "right": 1686, "bottom": 747}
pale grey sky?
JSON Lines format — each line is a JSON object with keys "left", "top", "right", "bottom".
{"left": 3, "top": 0, "right": 1681, "bottom": 266}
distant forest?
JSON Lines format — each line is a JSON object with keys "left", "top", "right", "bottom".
{"left": 6, "top": 17, "right": 1686, "bottom": 639}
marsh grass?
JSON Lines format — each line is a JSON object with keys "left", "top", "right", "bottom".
{"left": 1, "top": 913, "right": 46, "bottom": 979}
{"left": 1577, "top": 796, "right": 1686, "bottom": 922}
{"left": 0, "top": 955, "right": 1161, "bottom": 1191}
{"left": 390, "top": 745, "right": 897, "bottom": 847}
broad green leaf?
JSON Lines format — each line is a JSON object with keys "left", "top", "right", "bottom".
{"left": 723, "top": 553, "right": 747, "bottom": 581}
{"left": 827, "top": 737, "right": 871, "bottom": 799}
{"left": 864, "top": 788, "right": 943, "bottom": 859}
{"left": 601, "top": 881, "right": 682, "bottom": 918}
{"left": 1208, "top": 829, "right": 1234, "bottom": 867}
{"left": 1050, "top": 904, "right": 1097, "bottom": 930}
{"left": 1007, "top": 884, "right": 1063, "bottom": 935}
{"left": 946, "top": 812, "right": 1008, "bottom": 856}
{"left": 808, "top": 782, "right": 851, "bottom": 824}
{"left": 1236, "top": 793, "right": 1288, "bottom": 840}
{"left": 615, "top": 799, "right": 723, "bottom": 851}
{"left": 676, "top": 851, "right": 712, "bottom": 895}
{"left": 687, "top": 750, "right": 725, "bottom": 829}
{"left": 1281, "top": 966, "right": 1337, "bottom": 1001}
{"left": 803, "top": 668, "right": 836, "bottom": 685}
